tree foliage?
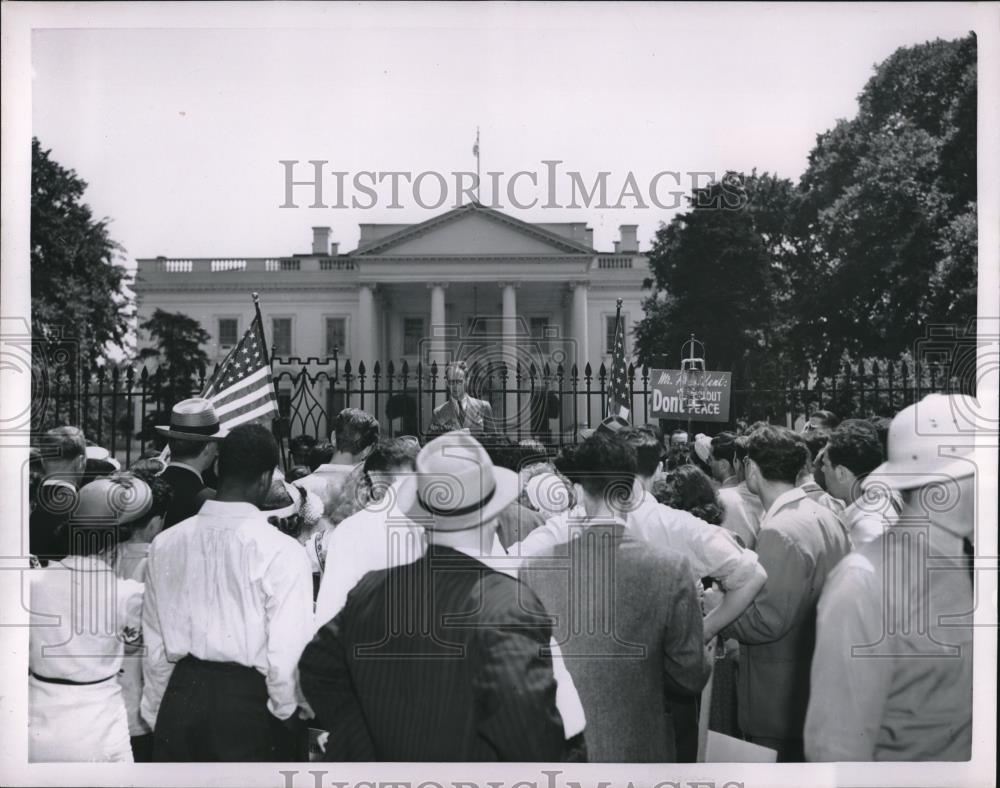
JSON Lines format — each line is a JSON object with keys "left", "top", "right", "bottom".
{"left": 138, "top": 308, "right": 211, "bottom": 392}
{"left": 794, "top": 33, "right": 977, "bottom": 365}
{"left": 637, "top": 33, "right": 977, "bottom": 382}
{"left": 634, "top": 171, "right": 799, "bottom": 386}
{"left": 31, "top": 138, "right": 131, "bottom": 364}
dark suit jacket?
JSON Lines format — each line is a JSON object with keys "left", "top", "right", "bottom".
{"left": 299, "top": 545, "right": 569, "bottom": 762}
{"left": 29, "top": 481, "right": 79, "bottom": 561}
{"left": 160, "top": 465, "right": 213, "bottom": 529}
{"left": 722, "top": 487, "right": 852, "bottom": 740}
{"left": 521, "top": 521, "right": 712, "bottom": 762}
{"left": 429, "top": 396, "right": 495, "bottom": 435}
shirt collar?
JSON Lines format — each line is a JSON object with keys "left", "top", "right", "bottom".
{"left": 763, "top": 486, "right": 807, "bottom": 523}
{"left": 168, "top": 461, "right": 203, "bottom": 482}
{"left": 198, "top": 500, "right": 263, "bottom": 517}
{"left": 315, "top": 463, "right": 356, "bottom": 475}
{"left": 720, "top": 476, "right": 739, "bottom": 489}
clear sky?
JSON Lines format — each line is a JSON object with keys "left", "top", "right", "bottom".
{"left": 30, "top": 3, "right": 978, "bottom": 265}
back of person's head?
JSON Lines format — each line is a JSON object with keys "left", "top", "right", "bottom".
{"left": 308, "top": 441, "right": 334, "bottom": 470}
{"left": 289, "top": 433, "right": 317, "bottom": 455}
{"left": 664, "top": 442, "right": 693, "bottom": 472}
{"left": 710, "top": 431, "right": 739, "bottom": 466}
{"left": 800, "top": 429, "right": 830, "bottom": 464}
{"left": 733, "top": 435, "right": 751, "bottom": 464}
{"left": 652, "top": 464, "right": 725, "bottom": 525}
{"left": 572, "top": 432, "right": 637, "bottom": 500}
{"left": 516, "top": 439, "right": 549, "bottom": 467}
{"left": 748, "top": 425, "right": 809, "bottom": 485}
{"left": 331, "top": 408, "right": 379, "bottom": 457}
{"left": 620, "top": 427, "right": 663, "bottom": 478}
{"left": 121, "top": 472, "right": 173, "bottom": 537}
{"left": 553, "top": 443, "right": 581, "bottom": 484}
{"left": 80, "top": 458, "right": 118, "bottom": 487}
{"left": 39, "top": 426, "right": 86, "bottom": 472}
{"left": 826, "top": 419, "right": 883, "bottom": 479}
{"left": 808, "top": 409, "right": 840, "bottom": 431}
{"left": 167, "top": 437, "right": 209, "bottom": 462}
{"left": 218, "top": 424, "right": 279, "bottom": 488}
{"left": 869, "top": 416, "right": 892, "bottom": 457}
{"left": 363, "top": 437, "right": 419, "bottom": 475}
{"left": 484, "top": 433, "right": 518, "bottom": 470}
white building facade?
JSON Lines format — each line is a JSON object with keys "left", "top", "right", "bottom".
{"left": 134, "top": 203, "right": 650, "bottom": 436}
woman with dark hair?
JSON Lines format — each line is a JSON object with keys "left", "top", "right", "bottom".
{"left": 652, "top": 464, "right": 726, "bottom": 526}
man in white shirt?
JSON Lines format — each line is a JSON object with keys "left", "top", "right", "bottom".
{"left": 142, "top": 424, "right": 314, "bottom": 761}
{"left": 296, "top": 407, "right": 379, "bottom": 521}
{"left": 313, "top": 437, "right": 421, "bottom": 628}
{"left": 819, "top": 419, "right": 900, "bottom": 546}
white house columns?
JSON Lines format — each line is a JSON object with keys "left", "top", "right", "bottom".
{"left": 571, "top": 281, "right": 590, "bottom": 371}
{"left": 356, "top": 283, "right": 376, "bottom": 364}
{"left": 428, "top": 282, "right": 448, "bottom": 367}
{"left": 499, "top": 281, "right": 520, "bottom": 428}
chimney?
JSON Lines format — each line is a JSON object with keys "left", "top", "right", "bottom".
{"left": 312, "top": 226, "right": 331, "bottom": 255}
{"left": 585, "top": 228, "right": 594, "bottom": 248}
{"left": 330, "top": 241, "right": 340, "bottom": 256}
{"left": 613, "top": 240, "right": 621, "bottom": 253}
{"left": 619, "top": 225, "right": 638, "bottom": 253}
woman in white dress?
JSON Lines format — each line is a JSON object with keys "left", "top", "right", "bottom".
{"left": 28, "top": 473, "right": 153, "bottom": 763}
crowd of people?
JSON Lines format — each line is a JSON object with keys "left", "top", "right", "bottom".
{"left": 26, "top": 378, "right": 977, "bottom": 763}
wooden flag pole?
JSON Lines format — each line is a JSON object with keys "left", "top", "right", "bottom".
{"left": 252, "top": 292, "right": 288, "bottom": 470}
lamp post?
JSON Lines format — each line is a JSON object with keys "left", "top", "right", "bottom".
{"left": 678, "top": 334, "right": 707, "bottom": 438}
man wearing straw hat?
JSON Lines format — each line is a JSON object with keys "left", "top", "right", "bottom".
{"left": 805, "top": 394, "right": 977, "bottom": 761}
{"left": 299, "top": 429, "right": 571, "bottom": 761}
{"left": 155, "top": 398, "right": 229, "bottom": 528}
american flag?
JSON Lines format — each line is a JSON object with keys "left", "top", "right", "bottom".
{"left": 202, "top": 313, "right": 278, "bottom": 430}
{"left": 607, "top": 305, "right": 631, "bottom": 420}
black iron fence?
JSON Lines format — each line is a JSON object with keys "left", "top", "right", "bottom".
{"left": 31, "top": 354, "right": 969, "bottom": 467}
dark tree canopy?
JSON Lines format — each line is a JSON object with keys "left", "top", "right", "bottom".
{"left": 138, "top": 308, "right": 211, "bottom": 392}
{"left": 634, "top": 171, "right": 798, "bottom": 386}
{"left": 31, "top": 138, "right": 131, "bottom": 363}
{"left": 795, "top": 33, "right": 977, "bottom": 365}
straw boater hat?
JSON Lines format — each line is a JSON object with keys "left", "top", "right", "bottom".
{"left": 399, "top": 429, "right": 519, "bottom": 531}
{"left": 863, "top": 394, "right": 978, "bottom": 492}
{"left": 71, "top": 474, "right": 154, "bottom": 526}
{"left": 155, "top": 398, "right": 230, "bottom": 442}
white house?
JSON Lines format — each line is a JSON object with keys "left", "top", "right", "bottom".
{"left": 134, "top": 203, "right": 650, "bottom": 436}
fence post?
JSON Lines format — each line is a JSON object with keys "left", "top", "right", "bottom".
{"left": 584, "top": 362, "right": 593, "bottom": 429}
{"left": 343, "top": 360, "right": 353, "bottom": 409}
{"left": 385, "top": 361, "right": 394, "bottom": 438}
{"left": 641, "top": 364, "right": 650, "bottom": 424}
{"left": 95, "top": 366, "right": 107, "bottom": 448}
{"left": 556, "top": 362, "right": 565, "bottom": 448}
{"left": 571, "top": 364, "right": 579, "bottom": 437}
{"left": 124, "top": 367, "right": 136, "bottom": 467}
{"left": 358, "top": 361, "right": 367, "bottom": 412}
{"left": 515, "top": 362, "right": 524, "bottom": 442}
{"left": 416, "top": 361, "right": 424, "bottom": 437}
{"left": 109, "top": 367, "right": 120, "bottom": 458}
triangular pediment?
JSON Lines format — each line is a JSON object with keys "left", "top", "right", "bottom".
{"left": 353, "top": 204, "right": 593, "bottom": 256}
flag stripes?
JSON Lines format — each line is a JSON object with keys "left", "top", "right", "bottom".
{"left": 201, "top": 314, "right": 278, "bottom": 431}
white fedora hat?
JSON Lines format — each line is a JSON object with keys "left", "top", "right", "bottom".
{"left": 863, "top": 394, "right": 978, "bottom": 492}
{"left": 155, "top": 398, "right": 230, "bottom": 442}
{"left": 399, "top": 429, "right": 519, "bottom": 532}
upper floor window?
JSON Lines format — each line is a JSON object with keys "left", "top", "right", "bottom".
{"left": 326, "top": 317, "right": 347, "bottom": 357}
{"left": 218, "top": 318, "right": 238, "bottom": 349}
{"left": 272, "top": 317, "right": 292, "bottom": 357}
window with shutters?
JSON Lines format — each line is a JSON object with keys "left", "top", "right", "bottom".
{"left": 325, "top": 317, "right": 347, "bottom": 357}
{"left": 218, "top": 318, "right": 238, "bottom": 349}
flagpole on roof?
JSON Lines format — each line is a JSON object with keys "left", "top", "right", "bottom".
{"left": 473, "top": 126, "right": 481, "bottom": 204}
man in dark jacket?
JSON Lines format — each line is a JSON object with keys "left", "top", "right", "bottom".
{"left": 155, "top": 398, "right": 228, "bottom": 528}
{"left": 299, "top": 430, "right": 570, "bottom": 761}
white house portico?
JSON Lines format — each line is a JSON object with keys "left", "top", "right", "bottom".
{"left": 134, "top": 203, "right": 649, "bottom": 433}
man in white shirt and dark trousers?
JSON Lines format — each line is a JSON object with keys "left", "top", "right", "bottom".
{"left": 142, "top": 424, "right": 314, "bottom": 761}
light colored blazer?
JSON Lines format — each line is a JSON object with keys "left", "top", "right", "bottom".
{"left": 429, "top": 396, "right": 495, "bottom": 434}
